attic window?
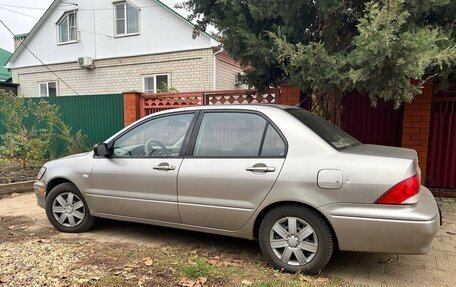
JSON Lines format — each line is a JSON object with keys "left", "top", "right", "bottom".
{"left": 114, "top": 2, "right": 139, "bottom": 36}
{"left": 58, "top": 11, "right": 77, "bottom": 44}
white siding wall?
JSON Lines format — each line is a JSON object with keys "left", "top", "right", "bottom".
{"left": 8, "top": 0, "right": 216, "bottom": 69}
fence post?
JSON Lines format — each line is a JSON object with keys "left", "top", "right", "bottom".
{"left": 279, "top": 86, "right": 301, "bottom": 106}
{"left": 123, "top": 92, "right": 141, "bottom": 127}
{"left": 401, "top": 80, "right": 433, "bottom": 185}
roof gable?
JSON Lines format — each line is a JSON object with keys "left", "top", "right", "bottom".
{"left": 7, "top": 0, "right": 218, "bottom": 68}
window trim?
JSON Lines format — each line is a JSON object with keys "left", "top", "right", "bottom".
{"left": 142, "top": 74, "right": 170, "bottom": 94}
{"left": 56, "top": 10, "right": 78, "bottom": 45}
{"left": 38, "top": 81, "right": 58, "bottom": 97}
{"left": 186, "top": 110, "right": 288, "bottom": 159}
{"left": 102, "top": 111, "right": 199, "bottom": 159}
{"left": 113, "top": 1, "right": 140, "bottom": 37}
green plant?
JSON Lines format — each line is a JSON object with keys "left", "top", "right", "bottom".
{"left": 58, "top": 123, "right": 89, "bottom": 156}
{"left": 179, "top": 259, "right": 215, "bottom": 279}
{"left": 156, "top": 82, "right": 179, "bottom": 93}
{"left": 0, "top": 91, "right": 89, "bottom": 168}
{"left": 184, "top": 0, "right": 456, "bottom": 125}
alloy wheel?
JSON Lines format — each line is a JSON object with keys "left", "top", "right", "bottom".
{"left": 269, "top": 217, "right": 318, "bottom": 266}
{"left": 52, "top": 192, "right": 85, "bottom": 227}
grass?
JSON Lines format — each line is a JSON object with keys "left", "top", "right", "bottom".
{"left": 42, "top": 241, "right": 352, "bottom": 287}
{"left": 179, "top": 258, "right": 216, "bottom": 279}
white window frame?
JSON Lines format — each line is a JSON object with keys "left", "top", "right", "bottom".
{"left": 113, "top": 1, "right": 140, "bottom": 37}
{"left": 57, "top": 11, "right": 78, "bottom": 45}
{"left": 38, "top": 81, "right": 58, "bottom": 97}
{"left": 142, "top": 74, "right": 170, "bottom": 94}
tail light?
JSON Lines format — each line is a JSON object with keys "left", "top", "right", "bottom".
{"left": 375, "top": 174, "right": 420, "bottom": 205}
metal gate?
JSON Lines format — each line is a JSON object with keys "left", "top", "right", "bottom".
{"left": 427, "top": 85, "right": 456, "bottom": 189}
{"left": 341, "top": 91, "right": 404, "bottom": 147}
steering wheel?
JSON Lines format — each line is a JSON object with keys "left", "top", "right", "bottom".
{"left": 144, "top": 139, "right": 170, "bottom": 156}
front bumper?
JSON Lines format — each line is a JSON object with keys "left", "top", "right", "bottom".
{"left": 34, "top": 181, "right": 46, "bottom": 209}
{"left": 321, "top": 186, "right": 440, "bottom": 254}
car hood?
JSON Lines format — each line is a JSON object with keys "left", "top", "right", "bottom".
{"left": 44, "top": 151, "right": 93, "bottom": 168}
{"left": 341, "top": 144, "right": 417, "bottom": 160}
{"left": 61, "top": 152, "right": 91, "bottom": 159}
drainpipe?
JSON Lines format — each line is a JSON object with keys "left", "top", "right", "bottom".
{"left": 92, "top": 3, "right": 96, "bottom": 59}
{"left": 213, "top": 46, "right": 223, "bottom": 90}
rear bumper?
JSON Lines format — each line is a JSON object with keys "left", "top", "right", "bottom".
{"left": 321, "top": 186, "right": 440, "bottom": 254}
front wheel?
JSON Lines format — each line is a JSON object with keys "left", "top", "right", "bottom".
{"left": 258, "top": 205, "right": 335, "bottom": 274}
{"left": 45, "top": 182, "right": 96, "bottom": 233}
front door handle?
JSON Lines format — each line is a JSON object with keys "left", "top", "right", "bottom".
{"left": 153, "top": 163, "right": 175, "bottom": 171}
{"left": 246, "top": 164, "right": 276, "bottom": 173}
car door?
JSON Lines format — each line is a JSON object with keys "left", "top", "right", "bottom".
{"left": 177, "top": 111, "right": 287, "bottom": 230}
{"left": 89, "top": 112, "right": 196, "bottom": 223}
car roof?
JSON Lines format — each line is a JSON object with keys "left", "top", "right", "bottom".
{"left": 143, "top": 104, "right": 299, "bottom": 118}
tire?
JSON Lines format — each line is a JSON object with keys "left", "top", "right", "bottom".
{"left": 258, "top": 205, "right": 334, "bottom": 274}
{"left": 45, "top": 182, "right": 96, "bottom": 233}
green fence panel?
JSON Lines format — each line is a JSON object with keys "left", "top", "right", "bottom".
{"left": 0, "top": 94, "right": 124, "bottom": 156}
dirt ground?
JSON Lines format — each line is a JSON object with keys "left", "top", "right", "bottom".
{"left": 0, "top": 214, "right": 347, "bottom": 287}
{"left": 0, "top": 162, "right": 39, "bottom": 184}
{"left": 2, "top": 193, "right": 456, "bottom": 287}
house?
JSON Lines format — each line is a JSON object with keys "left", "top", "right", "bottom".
{"left": 0, "top": 48, "right": 12, "bottom": 82}
{"left": 0, "top": 48, "right": 17, "bottom": 95}
{"left": 6, "top": 0, "right": 243, "bottom": 97}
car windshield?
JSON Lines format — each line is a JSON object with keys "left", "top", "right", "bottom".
{"left": 287, "top": 108, "right": 361, "bottom": 150}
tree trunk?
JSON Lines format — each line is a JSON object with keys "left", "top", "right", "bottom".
{"left": 312, "top": 91, "right": 343, "bottom": 127}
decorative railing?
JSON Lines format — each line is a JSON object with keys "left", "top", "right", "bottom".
{"left": 140, "top": 92, "right": 203, "bottom": 117}
{"left": 140, "top": 88, "right": 282, "bottom": 117}
{"left": 203, "top": 88, "right": 281, "bottom": 105}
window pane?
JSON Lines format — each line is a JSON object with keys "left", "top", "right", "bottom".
{"left": 287, "top": 108, "right": 360, "bottom": 150}
{"left": 126, "top": 3, "right": 139, "bottom": 33}
{"left": 156, "top": 75, "right": 168, "bottom": 92}
{"left": 115, "top": 3, "right": 125, "bottom": 20}
{"left": 48, "top": 82, "right": 57, "bottom": 97}
{"left": 113, "top": 114, "right": 194, "bottom": 157}
{"left": 261, "top": 125, "right": 285, "bottom": 157}
{"left": 194, "top": 113, "right": 266, "bottom": 157}
{"left": 144, "top": 77, "right": 154, "bottom": 93}
{"left": 116, "top": 19, "right": 125, "bottom": 34}
{"left": 69, "top": 13, "right": 76, "bottom": 27}
{"left": 39, "top": 83, "right": 48, "bottom": 97}
{"left": 59, "top": 16, "right": 69, "bottom": 42}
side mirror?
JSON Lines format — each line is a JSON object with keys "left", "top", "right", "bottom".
{"left": 93, "top": 143, "right": 110, "bottom": 157}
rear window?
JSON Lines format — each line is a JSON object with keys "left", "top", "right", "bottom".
{"left": 287, "top": 108, "right": 361, "bottom": 150}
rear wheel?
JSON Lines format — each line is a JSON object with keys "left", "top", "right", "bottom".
{"left": 45, "top": 183, "right": 95, "bottom": 232}
{"left": 258, "top": 205, "right": 334, "bottom": 274}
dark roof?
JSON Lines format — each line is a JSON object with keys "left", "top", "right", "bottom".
{"left": 0, "top": 48, "right": 12, "bottom": 81}
{"left": 14, "top": 33, "right": 29, "bottom": 39}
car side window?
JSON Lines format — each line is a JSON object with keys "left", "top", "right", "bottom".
{"left": 261, "top": 125, "right": 286, "bottom": 157}
{"left": 112, "top": 113, "right": 194, "bottom": 157}
{"left": 193, "top": 112, "right": 267, "bottom": 157}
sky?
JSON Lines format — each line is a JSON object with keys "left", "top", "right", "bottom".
{"left": 0, "top": 0, "right": 200, "bottom": 53}
{"left": 0, "top": 0, "right": 54, "bottom": 52}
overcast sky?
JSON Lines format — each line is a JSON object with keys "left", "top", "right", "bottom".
{"left": 0, "top": 0, "right": 54, "bottom": 52}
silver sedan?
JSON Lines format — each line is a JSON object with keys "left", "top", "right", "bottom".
{"left": 34, "top": 105, "right": 440, "bottom": 274}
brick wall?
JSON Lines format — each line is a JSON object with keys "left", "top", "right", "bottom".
{"left": 123, "top": 93, "right": 141, "bottom": 126}
{"left": 215, "top": 52, "right": 245, "bottom": 90}
{"left": 401, "top": 80, "right": 433, "bottom": 184}
{"left": 11, "top": 49, "right": 215, "bottom": 97}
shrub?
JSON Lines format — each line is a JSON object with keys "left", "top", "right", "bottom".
{"left": 0, "top": 91, "right": 88, "bottom": 168}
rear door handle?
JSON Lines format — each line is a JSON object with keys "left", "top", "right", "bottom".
{"left": 153, "top": 163, "right": 175, "bottom": 171}
{"left": 246, "top": 164, "right": 276, "bottom": 173}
